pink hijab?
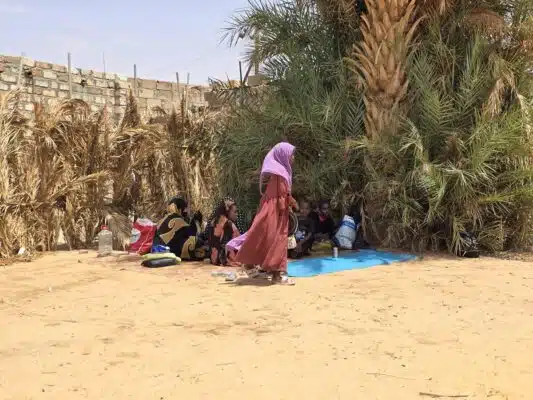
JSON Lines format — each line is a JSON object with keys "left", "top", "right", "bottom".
{"left": 259, "top": 142, "right": 295, "bottom": 193}
{"left": 227, "top": 142, "right": 295, "bottom": 252}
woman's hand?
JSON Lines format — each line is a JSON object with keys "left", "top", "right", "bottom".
{"left": 290, "top": 196, "right": 299, "bottom": 212}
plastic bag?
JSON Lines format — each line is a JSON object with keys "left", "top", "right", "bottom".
{"left": 288, "top": 235, "right": 297, "bottom": 250}
{"left": 130, "top": 218, "right": 157, "bottom": 255}
{"left": 335, "top": 215, "right": 357, "bottom": 249}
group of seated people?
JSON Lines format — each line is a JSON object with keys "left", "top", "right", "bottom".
{"left": 288, "top": 199, "right": 366, "bottom": 259}
{"left": 288, "top": 199, "right": 335, "bottom": 259}
{"left": 151, "top": 196, "right": 244, "bottom": 265}
{"left": 151, "top": 195, "right": 363, "bottom": 267}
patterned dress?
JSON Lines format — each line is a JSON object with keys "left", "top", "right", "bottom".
{"left": 152, "top": 213, "right": 205, "bottom": 260}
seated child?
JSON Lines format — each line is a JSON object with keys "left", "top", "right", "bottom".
{"left": 311, "top": 199, "right": 336, "bottom": 242}
{"left": 289, "top": 199, "right": 316, "bottom": 259}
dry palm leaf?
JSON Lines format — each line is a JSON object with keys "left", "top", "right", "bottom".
{"left": 464, "top": 8, "right": 505, "bottom": 35}
{"left": 0, "top": 91, "right": 221, "bottom": 259}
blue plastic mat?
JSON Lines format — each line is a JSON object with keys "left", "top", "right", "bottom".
{"left": 287, "top": 249, "right": 416, "bottom": 277}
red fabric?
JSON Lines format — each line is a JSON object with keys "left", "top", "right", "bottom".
{"left": 236, "top": 175, "right": 296, "bottom": 272}
{"left": 130, "top": 219, "right": 156, "bottom": 255}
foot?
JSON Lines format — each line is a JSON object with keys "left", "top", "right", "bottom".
{"left": 271, "top": 274, "right": 295, "bottom": 286}
{"left": 242, "top": 266, "right": 270, "bottom": 279}
{"left": 250, "top": 270, "right": 271, "bottom": 279}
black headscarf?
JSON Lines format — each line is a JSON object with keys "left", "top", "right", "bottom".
{"left": 167, "top": 196, "right": 188, "bottom": 217}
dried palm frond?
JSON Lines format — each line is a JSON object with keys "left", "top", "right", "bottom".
{"left": 464, "top": 8, "right": 506, "bottom": 34}
{"left": 417, "top": 0, "right": 454, "bottom": 16}
{"left": 315, "top": 0, "right": 359, "bottom": 22}
{"left": 0, "top": 92, "right": 222, "bottom": 259}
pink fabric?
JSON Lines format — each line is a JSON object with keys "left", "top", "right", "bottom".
{"left": 259, "top": 142, "right": 295, "bottom": 193}
{"left": 227, "top": 232, "right": 247, "bottom": 251}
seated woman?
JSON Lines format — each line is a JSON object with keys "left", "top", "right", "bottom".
{"left": 152, "top": 196, "right": 206, "bottom": 261}
{"left": 201, "top": 196, "right": 247, "bottom": 240}
{"left": 207, "top": 198, "right": 242, "bottom": 267}
{"left": 289, "top": 199, "right": 315, "bottom": 259}
{"left": 311, "top": 199, "right": 336, "bottom": 242}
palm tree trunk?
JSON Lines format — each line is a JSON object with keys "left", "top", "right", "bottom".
{"left": 352, "top": 0, "right": 421, "bottom": 138}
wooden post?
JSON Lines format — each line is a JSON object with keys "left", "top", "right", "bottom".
{"left": 16, "top": 52, "right": 24, "bottom": 88}
{"left": 133, "top": 64, "right": 138, "bottom": 96}
{"left": 254, "top": 36, "right": 259, "bottom": 74}
{"left": 239, "top": 61, "right": 244, "bottom": 105}
{"left": 175, "top": 72, "right": 180, "bottom": 105}
{"left": 184, "top": 72, "right": 190, "bottom": 113}
{"left": 67, "top": 52, "right": 72, "bottom": 98}
{"left": 194, "top": 163, "right": 200, "bottom": 204}
{"left": 243, "top": 62, "right": 253, "bottom": 84}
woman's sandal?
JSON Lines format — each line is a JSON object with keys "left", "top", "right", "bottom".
{"left": 271, "top": 275, "right": 295, "bottom": 286}
{"left": 242, "top": 266, "right": 270, "bottom": 280}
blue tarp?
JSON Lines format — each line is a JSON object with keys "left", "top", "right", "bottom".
{"left": 287, "top": 249, "right": 416, "bottom": 277}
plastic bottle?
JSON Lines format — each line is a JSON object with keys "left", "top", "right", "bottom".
{"left": 211, "top": 270, "right": 231, "bottom": 277}
{"left": 98, "top": 226, "right": 113, "bottom": 256}
{"left": 211, "top": 270, "right": 237, "bottom": 281}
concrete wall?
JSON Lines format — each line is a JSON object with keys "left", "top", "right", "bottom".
{"left": 0, "top": 54, "right": 211, "bottom": 120}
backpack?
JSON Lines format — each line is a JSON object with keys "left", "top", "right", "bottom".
{"left": 456, "top": 232, "right": 480, "bottom": 258}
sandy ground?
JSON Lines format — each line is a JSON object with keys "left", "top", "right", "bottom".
{"left": 1, "top": 252, "right": 532, "bottom": 400}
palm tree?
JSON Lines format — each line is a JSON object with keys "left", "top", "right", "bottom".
{"left": 223, "top": 0, "right": 345, "bottom": 79}
{"left": 220, "top": 0, "right": 366, "bottom": 216}
{"left": 219, "top": 0, "right": 533, "bottom": 254}
{"left": 350, "top": 0, "right": 533, "bottom": 252}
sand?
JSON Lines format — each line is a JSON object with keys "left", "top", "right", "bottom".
{"left": 1, "top": 251, "right": 532, "bottom": 400}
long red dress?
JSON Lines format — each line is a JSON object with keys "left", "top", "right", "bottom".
{"left": 236, "top": 175, "right": 296, "bottom": 272}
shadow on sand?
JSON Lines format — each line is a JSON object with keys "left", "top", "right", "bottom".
{"left": 221, "top": 277, "right": 274, "bottom": 287}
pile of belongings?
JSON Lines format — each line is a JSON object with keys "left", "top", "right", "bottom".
{"left": 141, "top": 245, "right": 181, "bottom": 268}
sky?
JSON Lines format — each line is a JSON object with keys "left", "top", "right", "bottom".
{"left": 0, "top": 0, "right": 251, "bottom": 85}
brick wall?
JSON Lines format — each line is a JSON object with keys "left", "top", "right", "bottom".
{"left": 0, "top": 54, "right": 211, "bottom": 120}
